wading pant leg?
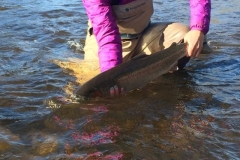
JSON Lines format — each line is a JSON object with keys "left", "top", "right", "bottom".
{"left": 162, "top": 23, "right": 191, "bottom": 70}
{"left": 83, "top": 22, "right": 191, "bottom": 70}
{"left": 127, "top": 22, "right": 190, "bottom": 70}
{"left": 83, "top": 28, "right": 99, "bottom": 61}
{"left": 140, "top": 22, "right": 190, "bottom": 70}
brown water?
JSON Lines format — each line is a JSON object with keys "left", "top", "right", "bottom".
{"left": 0, "top": 0, "right": 240, "bottom": 159}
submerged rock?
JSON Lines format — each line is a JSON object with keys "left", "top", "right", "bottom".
{"left": 24, "top": 131, "right": 58, "bottom": 156}
{"left": 0, "top": 140, "right": 11, "bottom": 152}
{"left": 32, "top": 136, "right": 58, "bottom": 156}
{"left": 0, "top": 126, "right": 20, "bottom": 152}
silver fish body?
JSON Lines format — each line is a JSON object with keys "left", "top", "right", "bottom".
{"left": 75, "top": 43, "right": 187, "bottom": 98}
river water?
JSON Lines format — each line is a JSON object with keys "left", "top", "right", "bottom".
{"left": 0, "top": 0, "right": 240, "bottom": 159}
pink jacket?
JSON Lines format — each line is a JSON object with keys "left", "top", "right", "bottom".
{"left": 82, "top": 0, "right": 211, "bottom": 72}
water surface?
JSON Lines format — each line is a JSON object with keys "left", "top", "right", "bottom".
{"left": 0, "top": 0, "right": 240, "bottom": 159}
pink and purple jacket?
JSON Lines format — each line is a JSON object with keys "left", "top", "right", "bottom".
{"left": 82, "top": 0, "right": 211, "bottom": 72}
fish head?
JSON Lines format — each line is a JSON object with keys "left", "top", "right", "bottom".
{"left": 76, "top": 85, "right": 104, "bottom": 99}
{"left": 76, "top": 70, "right": 116, "bottom": 99}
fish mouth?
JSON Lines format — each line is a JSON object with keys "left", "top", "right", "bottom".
{"left": 76, "top": 88, "right": 104, "bottom": 100}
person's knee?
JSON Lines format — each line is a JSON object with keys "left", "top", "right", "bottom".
{"left": 163, "top": 23, "right": 190, "bottom": 48}
{"left": 171, "top": 23, "right": 189, "bottom": 41}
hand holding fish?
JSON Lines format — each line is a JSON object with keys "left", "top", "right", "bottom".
{"left": 110, "top": 85, "right": 124, "bottom": 97}
{"left": 184, "top": 30, "right": 204, "bottom": 58}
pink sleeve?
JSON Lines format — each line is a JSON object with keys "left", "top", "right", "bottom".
{"left": 190, "top": 0, "right": 211, "bottom": 34}
{"left": 82, "top": 0, "right": 122, "bottom": 72}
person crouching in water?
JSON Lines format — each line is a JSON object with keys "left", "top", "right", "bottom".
{"left": 82, "top": 0, "right": 211, "bottom": 95}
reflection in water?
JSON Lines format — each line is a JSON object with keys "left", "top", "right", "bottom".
{"left": 0, "top": 0, "right": 240, "bottom": 159}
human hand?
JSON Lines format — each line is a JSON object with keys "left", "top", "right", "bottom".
{"left": 110, "top": 85, "right": 124, "bottom": 97}
{"left": 184, "top": 30, "right": 204, "bottom": 58}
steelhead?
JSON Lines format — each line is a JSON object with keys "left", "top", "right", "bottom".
{"left": 75, "top": 43, "right": 187, "bottom": 98}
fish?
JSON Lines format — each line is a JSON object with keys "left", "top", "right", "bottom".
{"left": 75, "top": 42, "right": 188, "bottom": 98}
